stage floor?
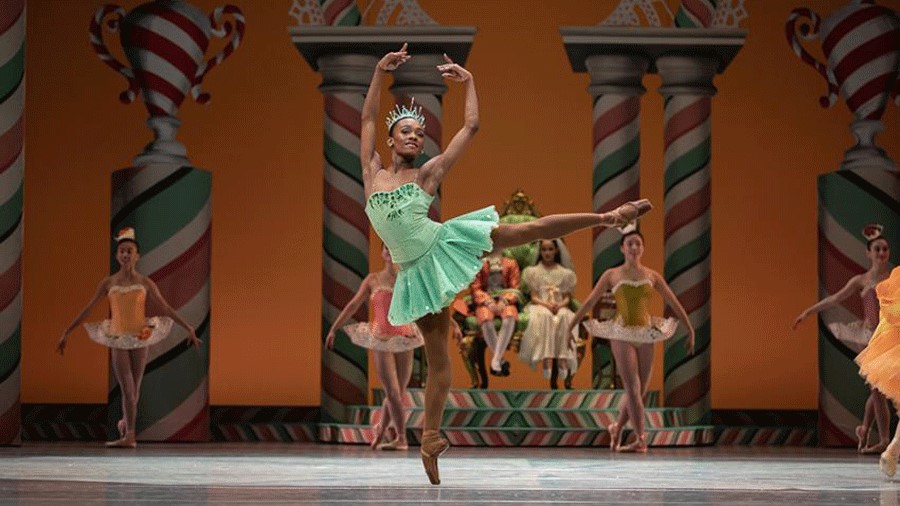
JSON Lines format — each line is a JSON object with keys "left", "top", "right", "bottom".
{"left": 0, "top": 443, "right": 897, "bottom": 504}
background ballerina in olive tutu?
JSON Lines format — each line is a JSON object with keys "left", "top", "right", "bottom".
{"left": 360, "top": 43, "right": 652, "bottom": 484}
{"left": 792, "top": 224, "right": 892, "bottom": 454}
{"left": 56, "top": 227, "right": 200, "bottom": 448}
{"left": 325, "top": 243, "right": 428, "bottom": 452}
{"left": 570, "top": 227, "right": 694, "bottom": 453}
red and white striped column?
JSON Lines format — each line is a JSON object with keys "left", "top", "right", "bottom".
{"left": 390, "top": 55, "right": 447, "bottom": 385}
{"left": 0, "top": 0, "right": 23, "bottom": 446}
{"left": 317, "top": 54, "right": 377, "bottom": 422}
{"left": 584, "top": 54, "right": 648, "bottom": 388}
{"left": 657, "top": 56, "right": 717, "bottom": 425}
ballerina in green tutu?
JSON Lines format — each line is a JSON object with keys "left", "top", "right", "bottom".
{"left": 360, "top": 44, "right": 653, "bottom": 485}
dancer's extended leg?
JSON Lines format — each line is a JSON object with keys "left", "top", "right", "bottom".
{"left": 862, "top": 390, "right": 891, "bottom": 454}
{"left": 417, "top": 309, "right": 452, "bottom": 485}
{"left": 373, "top": 350, "right": 410, "bottom": 450}
{"left": 490, "top": 200, "right": 651, "bottom": 252}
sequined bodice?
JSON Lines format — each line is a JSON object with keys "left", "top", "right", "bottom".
{"left": 612, "top": 279, "right": 654, "bottom": 327}
{"left": 370, "top": 289, "right": 415, "bottom": 337}
{"left": 365, "top": 183, "right": 439, "bottom": 265}
{"left": 108, "top": 285, "right": 147, "bottom": 335}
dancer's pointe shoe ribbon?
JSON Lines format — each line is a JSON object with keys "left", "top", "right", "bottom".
{"left": 420, "top": 431, "right": 450, "bottom": 485}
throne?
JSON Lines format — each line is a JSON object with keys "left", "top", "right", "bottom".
{"left": 453, "top": 190, "right": 587, "bottom": 389}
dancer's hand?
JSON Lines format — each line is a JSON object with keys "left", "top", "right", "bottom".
{"left": 685, "top": 328, "right": 695, "bottom": 355}
{"left": 56, "top": 334, "right": 68, "bottom": 356}
{"left": 791, "top": 311, "right": 807, "bottom": 331}
{"left": 377, "top": 43, "right": 409, "bottom": 72}
{"left": 186, "top": 327, "right": 202, "bottom": 348}
{"left": 325, "top": 329, "right": 337, "bottom": 350}
{"left": 451, "top": 321, "right": 463, "bottom": 343}
{"left": 437, "top": 54, "right": 471, "bottom": 82}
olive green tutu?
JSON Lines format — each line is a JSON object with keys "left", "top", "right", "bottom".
{"left": 389, "top": 206, "right": 499, "bottom": 325}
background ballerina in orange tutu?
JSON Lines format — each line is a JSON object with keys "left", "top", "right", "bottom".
{"left": 57, "top": 227, "right": 200, "bottom": 448}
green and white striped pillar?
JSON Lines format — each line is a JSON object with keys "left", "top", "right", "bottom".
{"left": 110, "top": 165, "right": 211, "bottom": 441}
{"left": 584, "top": 55, "right": 648, "bottom": 389}
{"left": 0, "top": 0, "right": 23, "bottom": 446}
{"left": 317, "top": 54, "right": 376, "bottom": 422}
{"left": 817, "top": 168, "right": 900, "bottom": 446}
{"left": 658, "top": 56, "right": 717, "bottom": 425}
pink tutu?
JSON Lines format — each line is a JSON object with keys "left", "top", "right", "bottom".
{"left": 343, "top": 322, "right": 424, "bottom": 353}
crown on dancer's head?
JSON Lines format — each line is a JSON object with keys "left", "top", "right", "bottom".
{"left": 115, "top": 227, "right": 136, "bottom": 243}
{"left": 863, "top": 223, "right": 884, "bottom": 242}
{"left": 385, "top": 98, "right": 425, "bottom": 131}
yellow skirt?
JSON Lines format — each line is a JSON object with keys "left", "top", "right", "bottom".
{"left": 855, "top": 267, "right": 900, "bottom": 405}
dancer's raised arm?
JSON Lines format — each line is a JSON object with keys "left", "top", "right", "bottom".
{"left": 361, "top": 44, "right": 409, "bottom": 191}
{"left": 569, "top": 270, "right": 613, "bottom": 334}
{"left": 325, "top": 274, "right": 374, "bottom": 349}
{"left": 418, "top": 55, "right": 478, "bottom": 195}
{"left": 792, "top": 275, "right": 863, "bottom": 330}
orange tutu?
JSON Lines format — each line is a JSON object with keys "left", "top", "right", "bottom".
{"left": 855, "top": 266, "right": 900, "bottom": 405}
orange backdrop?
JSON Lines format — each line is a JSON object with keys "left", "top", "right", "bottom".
{"left": 22, "top": 0, "right": 900, "bottom": 408}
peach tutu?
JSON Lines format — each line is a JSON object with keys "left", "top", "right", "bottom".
{"left": 855, "top": 267, "right": 900, "bottom": 405}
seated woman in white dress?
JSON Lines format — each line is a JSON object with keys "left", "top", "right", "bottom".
{"left": 518, "top": 239, "right": 578, "bottom": 387}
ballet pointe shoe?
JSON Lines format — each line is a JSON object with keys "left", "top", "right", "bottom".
{"left": 606, "top": 199, "right": 652, "bottom": 228}
{"left": 879, "top": 447, "right": 897, "bottom": 478}
{"left": 420, "top": 431, "right": 450, "bottom": 485}
{"left": 618, "top": 433, "right": 648, "bottom": 453}
{"left": 377, "top": 438, "right": 409, "bottom": 451}
{"left": 607, "top": 423, "right": 621, "bottom": 451}
{"left": 855, "top": 425, "right": 868, "bottom": 453}
{"left": 369, "top": 423, "right": 387, "bottom": 450}
{"left": 862, "top": 440, "right": 889, "bottom": 455}
{"left": 105, "top": 432, "right": 136, "bottom": 448}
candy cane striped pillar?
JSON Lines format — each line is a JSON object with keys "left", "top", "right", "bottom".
{"left": 317, "top": 54, "right": 376, "bottom": 422}
{"left": 674, "top": 0, "right": 718, "bottom": 28}
{"left": 391, "top": 55, "right": 448, "bottom": 387}
{"left": 658, "top": 56, "right": 717, "bottom": 425}
{"left": 584, "top": 54, "right": 648, "bottom": 389}
{"left": 0, "top": 0, "right": 23, "bottom": 446}
{"left": 817, "top": 169, "right": 900, "bottom": 446}
{"left": 318, "top": 0, "right": 360, "bottom": 26}
{"left": 110, "top": 165, "right": 211, "bottom": 441}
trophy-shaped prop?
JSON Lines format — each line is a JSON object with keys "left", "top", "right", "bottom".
{"left": 90, "top": 0, "right": 245, "bottom": 165}
{"left": 787, "top": 0, "right": 900, "bottom": 170}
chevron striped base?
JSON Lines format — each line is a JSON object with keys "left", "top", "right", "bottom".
{"left": 372, "top": 388, "right": 660, "bottom": 410}
{"left": 317, "top": 424, "right": 715, "bottom": 447}
{"left": 351, "top": 406, "right": 684, "bottom": 429}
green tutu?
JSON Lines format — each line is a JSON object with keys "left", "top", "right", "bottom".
{"left": 366, "top": 183, "right": 499, "bottom": 325}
